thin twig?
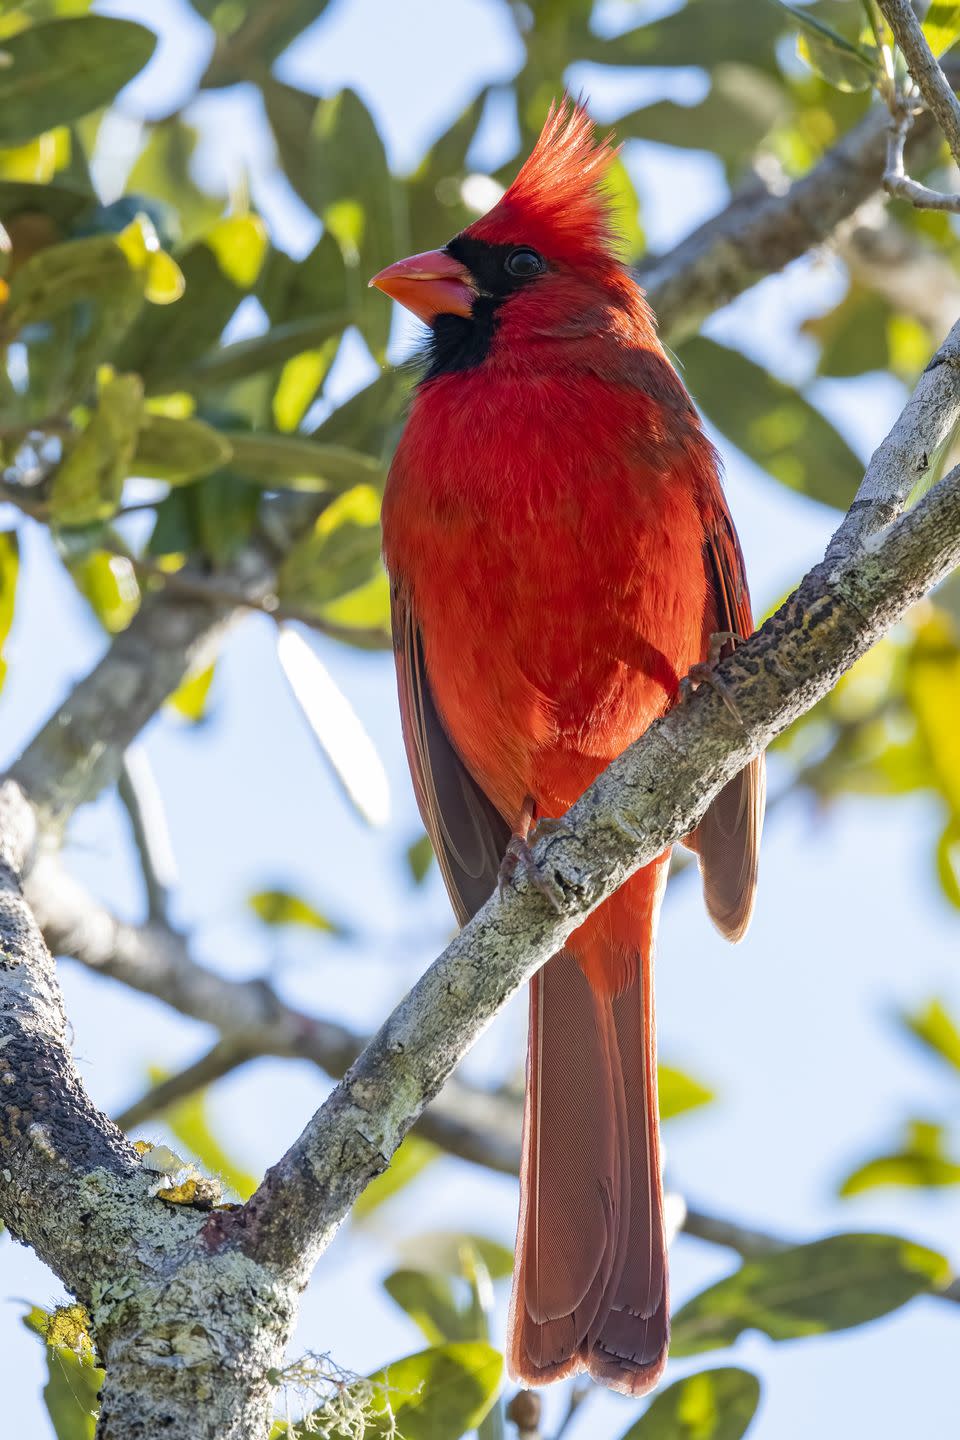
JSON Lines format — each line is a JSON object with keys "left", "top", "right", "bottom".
{"left": 878, "top": 0, "right": 960, "bottom": 170}
{"left": 130, "top": 555, "right": 392, "bottom": 650}
{"left": 883, "top": 93, "right": 960, "bottom": 211}
{"left": 114, "top": 1037, "right": 255, "bottom": 1132}
{"left": 118, "top": 747, "right": 177, "bottom": 923}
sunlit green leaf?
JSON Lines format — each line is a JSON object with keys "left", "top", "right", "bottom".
{"left": 676, "top": 337, "right": 863, "bottom": 508}
{"left": 49, "top": 373, "right": 143, "bottom": 526}
{"left": 248, "top": 888, "right": 340, "bottom": 933}
{"left": 839, "top": 1120, "right": 960, "bottom": 1196}
{"left": 0, "top": 529, "right": 18, "bottom": 691}
{"left": 0, "top": 17, "right": 156, "bottom": 147}
{"left": 618, "top": 1367, "right": 760, "bottom": 1440}
{"left": 898, "top": 996, "right": 960, "bottom": 1073}
{"left": 353, "top": 1134, "right": 439, "bottom": 1220}
{"left": 660, "top": 1065, "right": 714, "bottom": 1122}
{"left": 923, "top": 1, "right": 960, "bottom": 56}
{"left": 671, "top": 1233, "right": 951, "bottom": 1355}
{"left": 279, "top": 483, "right": 383, "bottom": 611}
{"left": 70, "top": 549, "right": 140, "bottom": 633}
{"left": 907, "top": 613, "right": 960, "bottom": 813}
{"left": 166, "top": 660, "right": 215, "bottom": 723}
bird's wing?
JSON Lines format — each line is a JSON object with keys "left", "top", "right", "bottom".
{"left": 393, "top": 585, "right": 511, "bottom": 925}
{"left": 689, "top": 498, "right": 766, "bottom": 942}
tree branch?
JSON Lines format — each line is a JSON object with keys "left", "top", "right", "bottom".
{"left": 216, "top": 457, "right": 960, "bottom": 1278}
{"left": 10, "top": 589, "right": 237, "bottom": 834}
{"left": 642, "top": 102, "right": 935, "bottom": 343}
{"left": 878, "top": 0, "right": 960, "bottom": 170}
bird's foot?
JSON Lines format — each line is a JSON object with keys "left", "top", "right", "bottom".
{"left": 679, "top": 631, "right": 742, "bottom": 721}
{"left": 498, "top": 831, "right": 565, "bottom": 913}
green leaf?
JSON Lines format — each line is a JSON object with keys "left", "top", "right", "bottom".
{"left": 0, "top": 529, "right": 18, "bottom": 691}
{"left": 772, "top": 3, "right": 879, "bottom": 91}
{"left": 166, "top": 312, "right": 349, "bottom": 393}
{"left": 659, "top": 1065, "right": 714, "bottom": 1122}
{"left": 581, "top": 0, "right": 785, "bottom": 71}
{"left": 220, "top": 431, "right": 383, "bottom": 492}
{"left": 671, "top": 1233, "right": 952, "bottom": 1356}
{"left": 676, "top": 337, "right": 863, "bottom": 508}
{"left": 839, "top": 1121, "right": 960, "bottom": 1196}
{"left": 124, "top": 119, "right": 223, "bottom": 247}
{"left": 398, "top": 1230, "right": 515, "bottom": 1282}
{"left": 618, "top": 1367, "right": 761, "bottom": 1440}
{"left": 302, "top": 89, "right": 400, "bottom": 358}
{"left": 405, "top": 87, "right": 490, "bottom": 256}
{"left": 898, "top": 997, "right": 960, "bottom": 1073}
{"left": 353, "top": 1133, "right": 439, "bottom": 1221}
{"left": 23, "top": 1305, "right": 102, "bottom": 1440}
{"left": 69, "top": 549, "right": 140, "bottom": 634}
{"left": 383, "top": 1269, "right": 469, "bottom": 1345}
{"left": 4, "top": 231, "right": 144, "bottom": 330}
{"left": 290, "top": 1343, "right": 503, "bottom": 1440}
{"left": 166, "top": 660, "right": 216, "bottom": 723}
{"left": 618, "top": 64, "right": 787, "bottom": 163}
{"left": 310, "top": 368, "right": 411, "bottom": 459}
{"left": 907, "top": 613, "right": 960, "bottom": 813}
{"left": 923, "top": 2, "right": 960, "bottom": 56}
{"left": 407, "top": 833, "right": 434, "bottom": 885}
{"left": 278, "top": 482, "right": 383, "bottom": 611}
{"left": 133, "top": 413, "right": 232, "bottom": 483}
{"left": 0, "top": 17, "right": 156, "bottom": 148}
{"left": 248, "top": 888, "right": 340, "bottom": 933}
{"left": 50, "top": 373, "right": 143, "bottom": 526}
{"left": 147, "top": 1067, "right": 258, "bottom": 1200}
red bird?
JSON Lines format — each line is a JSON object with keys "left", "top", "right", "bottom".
{"left": 373, "top": 102, "right": 764, "bottom": 1395}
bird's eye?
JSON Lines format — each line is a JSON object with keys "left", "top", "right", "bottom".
{"left": 504, "top": 247, "right": 545, "bottom": 279}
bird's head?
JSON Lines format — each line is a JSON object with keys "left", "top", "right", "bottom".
{"left": 370, "top": 99, "right": 647, "bottom": 379}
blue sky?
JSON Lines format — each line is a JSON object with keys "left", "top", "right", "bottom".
{"left": 1, "top": 1, "right": 958, "bottom": 1435}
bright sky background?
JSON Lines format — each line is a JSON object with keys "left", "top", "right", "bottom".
{"left": 1, "top": 1, "right": 957, "bottom": 1435}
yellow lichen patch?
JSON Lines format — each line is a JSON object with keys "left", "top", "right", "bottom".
{"left": 133, "top": 1139, "right": 151, "bottom": 1156}
{"left": 45, "top": 1304, "right": 95, "bottom": 1359}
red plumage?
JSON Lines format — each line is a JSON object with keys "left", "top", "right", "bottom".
{"left": 376, "top": 100, "right": 764, "bottom": 1395}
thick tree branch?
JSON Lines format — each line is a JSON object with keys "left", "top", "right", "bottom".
{"left": 217, "top": 453, "right": 960, "bottom": 1278}
{"left": 28, "top": 854, "right": 524, "bottom": 1171}
{"left": 0, "top": 778, "right": 297, "bottom": 1438}
{"left": 826, "top": 315, "right": 960, "bottom": 565}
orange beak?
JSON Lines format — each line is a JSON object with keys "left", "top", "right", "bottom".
{"left": 369, "top": 248, "right": 475, "bottom": 323}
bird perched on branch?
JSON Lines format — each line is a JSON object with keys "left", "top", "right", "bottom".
{"left": 373, "top": 100, "right": 764, "bottom": 1396}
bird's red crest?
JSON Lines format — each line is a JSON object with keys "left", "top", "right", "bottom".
{"left": 466, "top": 99, "right": 620, "bottom": 266}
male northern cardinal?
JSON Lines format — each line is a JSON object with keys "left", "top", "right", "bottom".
{"left": 372, "top": 101, "right": 764, "bottom": 1395}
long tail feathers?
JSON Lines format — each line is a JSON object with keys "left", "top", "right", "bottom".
{"left": 506, "top": 945, "right": 668, "bottom": 1396}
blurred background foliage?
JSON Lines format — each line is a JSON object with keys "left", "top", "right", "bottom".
{"left": 2, "top": 0, "right": 960, "bottom": 1438}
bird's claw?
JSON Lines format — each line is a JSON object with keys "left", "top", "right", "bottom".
{"left": 680, "top": 631, "right": 743, "bottom": 723}
{"left": 498, "top": 832, "right": 565, "bottom": 913}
